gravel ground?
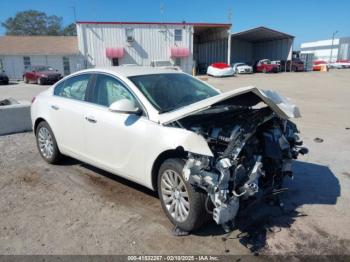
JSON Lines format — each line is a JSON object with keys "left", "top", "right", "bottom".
{"left": 0, "top": 70, "right": 350, "bottom": 255}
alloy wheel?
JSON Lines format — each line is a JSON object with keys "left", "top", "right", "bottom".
{"left": 160, "top": 169, "right": 190, "bottom": 222}
{"left": 38, "top": 127, "right": 54, "bottom": 159}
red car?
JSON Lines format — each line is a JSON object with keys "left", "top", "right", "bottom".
{"left": 255, "top": 59, "right": 280, "bottom": 73}
{"left": 23, "top": 65, "right": 62, "bottom": 85}
{"left": 312, "top": 60, "right": 328, "bottom": 71}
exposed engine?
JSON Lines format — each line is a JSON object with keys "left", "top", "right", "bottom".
{"left": 178, "top": 105, "right": 308, "bottom": 231}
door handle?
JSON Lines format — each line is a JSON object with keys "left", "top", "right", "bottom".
{"left": 85, "top": 116, "right": 97, "bottom": 123}
{"left": 51, "top": 105, "right": 59, "bottom": 110}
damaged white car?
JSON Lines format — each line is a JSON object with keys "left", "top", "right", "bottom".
{"left": 31, "top": 67, "right": 307, "bottom": 233}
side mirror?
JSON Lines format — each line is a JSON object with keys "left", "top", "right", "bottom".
{"left": 109, "top": 99, "right": 141, "bottom": 114}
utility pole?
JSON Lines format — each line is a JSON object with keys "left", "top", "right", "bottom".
{"left": 330, "top": 30, "right": 338, "bottom": 62}
{"left": 70, "top": 6, "right": 77, "bottom": 22}
{"left": 227, "top": 7, "right": 232, "bottom": 65}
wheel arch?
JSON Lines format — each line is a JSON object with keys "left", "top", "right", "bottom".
{"left": 33, "top": 117, "right": 47, "bottom": 133}
{"left": 151, "top": 147, "right": 187, "bottom": 191}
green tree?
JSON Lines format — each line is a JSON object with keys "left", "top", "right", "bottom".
{"left": 1, "top": 10, "right": 76, "bottom": 36}
{"left": 62, "top": 23, "right": 77, "bottom": 36}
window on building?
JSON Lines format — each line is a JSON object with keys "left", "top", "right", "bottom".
{"left": 112, "top": 58, "right": 119, "bottom": 66}
{"left": 174, "top": 29, "right": 182, "bottom": 41}
{"left": 23, "top": 56, "right": 31, "bottom": 70}
{"left": 125, "top": 28, "right": 134, "bottom": 42}
{"left": 62, "top": 56, "right": 71, "bottom": 75}
{"left": 174, "top": 58, "right": 181, "bottom": 67}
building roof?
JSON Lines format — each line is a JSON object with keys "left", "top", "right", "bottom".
{"left": 231, "top": 26, "right": 294, "bottom": 43}
{"left": 0, "top": 36, "right": 78, "bottom": 55}
{"left": 76, "top": 21, "right": 231, "bottom": 28}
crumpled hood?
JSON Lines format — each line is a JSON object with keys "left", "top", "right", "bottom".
{"left": 158, "top": 86, "right": 301, "bottom": 125}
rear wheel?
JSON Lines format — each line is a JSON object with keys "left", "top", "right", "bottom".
{"left": 35, "top": 121, "right": 62, "bottom": 164}
{"left": 262, "top": 68, "right": 267, "bottom": 73}
{"left": 158, "top": 158, "right": 207, "bottom": 232}
{"left": 24, "top": 76, "right": 29, "bottom": 83}
{"left": 37, "top": 77, "right": 43, "bottom": 85}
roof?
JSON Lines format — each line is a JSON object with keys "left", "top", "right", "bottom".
{"left": 0, "top": 36, "right": 78, "bottom": 55}
{"left": 231, "top": 26, "right": 294, "bottom": 43}
{"left": 76, "top": 21, "right": 231, "bottom": 28}
{"left": 77, "top": 66, "right": 182, "bottom": 77}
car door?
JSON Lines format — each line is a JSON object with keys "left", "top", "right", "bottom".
{"left": 49, "top": 73, "right": 92, "bottom": 158}
{"left": 83, "top": 73, "right": 152, "bottom": 181}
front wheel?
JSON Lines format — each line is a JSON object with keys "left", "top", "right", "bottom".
{"left": 37, "top": 77, "right": 43, "bottom": 85}
{"left": 158, "top": 158, "right": 207, "bottom": 232}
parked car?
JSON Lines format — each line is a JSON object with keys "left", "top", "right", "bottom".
{"left": 23, "top": 65, "right": 62, "bottom": 85}
{"left": 207, "top": 62, "right": 235, "bottom": 77}
{"left": 254, "top": 59, "right": 280, "bottom": 73}
{"left": 0, "top": 70, "right": 9, "bottom": 85}
{"left": 280, "top": 59, "right": 305, "bottom": 72}
{"left": 31, "top": 67, "right": 306, "bottom": 232}
{"left": 312, "top": 60, "right": 328, "bottom": 71}
{"left": 232, "top": 63, "right": 253, "bottom": 74}
{"left": 329, "top": 60, "right": 350, "bottom": 69}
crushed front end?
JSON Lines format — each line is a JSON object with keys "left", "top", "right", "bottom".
{"left": 177, "top": 100, "right": 308, "bottom": 231}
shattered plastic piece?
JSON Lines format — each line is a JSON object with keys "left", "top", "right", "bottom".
{"left": 171, "top": 226, "right": 190, "bottom": 236}
{"left": 313, "top": 137, "right": 324, "bottom": 143}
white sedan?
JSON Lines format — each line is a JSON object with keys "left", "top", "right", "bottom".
{"left": 31, "top": 67, "right": 306, "bottom": 232}
{"left": 232, "top": 63, "right": 253, "bottom": 74}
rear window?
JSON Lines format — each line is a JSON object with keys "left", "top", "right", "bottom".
{"left": 54, "top": 74, "right": 90, "bottom": 101}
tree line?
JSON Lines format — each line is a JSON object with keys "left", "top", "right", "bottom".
{"left": 1, "top": 10, "right": 77, "bottom": 36}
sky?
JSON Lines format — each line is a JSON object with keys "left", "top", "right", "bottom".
{"left": 1, "top": 0, "right": 349, "bottom": 49}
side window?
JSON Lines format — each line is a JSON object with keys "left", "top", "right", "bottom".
{"left": 54, "top": 74, "right": 90, "bottom": 101}
{"left": 92, "top": 74, "right": 135, "bottom": 107}
{"left": 174, "top": 29, "right": 182, "bottom": 41}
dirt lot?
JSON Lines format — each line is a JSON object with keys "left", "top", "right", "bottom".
{"left": 0, "top": 70, "right": 350, "bottom": 255}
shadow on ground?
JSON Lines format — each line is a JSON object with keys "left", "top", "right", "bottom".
{"left": 193, "top": 160, "right": 340, "bottom": 253}
{"left": 62, "top": 157, "right": 340, "bottom": 253}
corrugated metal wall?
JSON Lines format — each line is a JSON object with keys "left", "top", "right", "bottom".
{"left": 230, "top": 39, "right": 253, "bottom": 64}
{"left": 77, "top": 23, "right": 194, "bottom": 73}
{"left": 253, "top": 38, "right": 292, "bottom": 62}
{"left": 231, "top": 38, "right": 292, "bottom": 65}
{"left": 196, "top": 38, "right": 228, "bottom": 66}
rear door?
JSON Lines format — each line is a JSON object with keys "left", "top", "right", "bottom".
{"left": 49, "top": 73, "right": 93, "bottom": 157}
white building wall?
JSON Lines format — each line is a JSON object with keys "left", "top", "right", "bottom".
{"left": 77, "top": 23, "right": 194, "bottom": 74}
{"left": 0, "top": 54, "right": 83, "bottom": 80}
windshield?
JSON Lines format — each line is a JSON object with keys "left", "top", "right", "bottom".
{"left": 34, "top": 66, "right": 55, "bottom": 72}
{"left": 129, "top": 73, "right": 219, "bottom": 113}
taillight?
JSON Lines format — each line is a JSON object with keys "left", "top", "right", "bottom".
{"left": 31, "top": 97, "right": 36, "bottom": 103}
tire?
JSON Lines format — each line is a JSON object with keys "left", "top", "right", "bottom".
{"left": 262, "top": 68, "right": 267, "bottom": 73}
{"left": 37, "top": 78, "right": 42, "bottom": 85}
{"left": 35, "top": 121, "right": 62, "bottom": 164}
{"left": 158, "top": 158, "right": 207, "bottom": 232}
{"left": 24, "top": 76, "right": 29, "bottom": 84}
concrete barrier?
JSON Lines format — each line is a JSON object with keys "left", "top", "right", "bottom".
{"left": 0, "top": 98, "right": 32, "bottom": 136}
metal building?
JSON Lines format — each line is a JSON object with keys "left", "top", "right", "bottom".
{"left": 300, "top": 36, "right": 350, "bottom": 62}
{"left": 230, "top": 27, "right": 294, "bottom": 65}
{"left": 0, "top": 36, "right": 82, "bottom": 80}
{"left": 76, "top": 21, "right": 231, "bottom": 74}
